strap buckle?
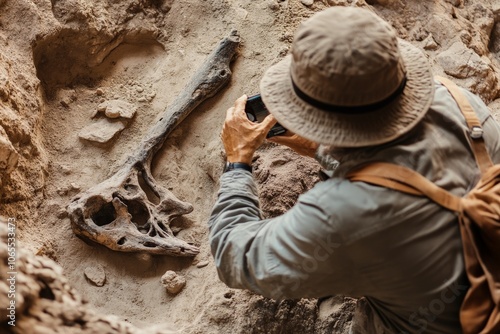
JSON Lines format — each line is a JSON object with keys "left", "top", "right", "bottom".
{"left": 470, "top": 126, "right": 483, "bottom": 139}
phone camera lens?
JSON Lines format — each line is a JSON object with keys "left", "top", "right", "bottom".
{"left": 246, "top": 113, "right": 256, "bottom": 122}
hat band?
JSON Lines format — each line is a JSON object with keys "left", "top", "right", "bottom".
{"left": 291, "top": 76, "right": 407, "bottom": 114}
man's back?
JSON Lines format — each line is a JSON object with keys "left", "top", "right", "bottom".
{"left": 209, "top": 81, "right": 500, "bottom": 333}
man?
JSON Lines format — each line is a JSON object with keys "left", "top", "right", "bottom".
{"left": 208, "top": 6, "right": 500, "bottom": 333}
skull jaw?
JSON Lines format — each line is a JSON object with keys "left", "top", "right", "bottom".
{"left": 67, "top": 178, "right": 200, "bottom": 257}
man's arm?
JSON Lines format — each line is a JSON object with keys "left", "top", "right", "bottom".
{"left": 208, "top": 169, "right": 354, "bottom": 299}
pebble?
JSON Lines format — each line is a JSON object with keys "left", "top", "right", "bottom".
{"left": 268, "top": 1, "right": 279, "bottom": 10}
{"left": 84, "top": 265, "right": 106, "bottom": 286}
{"left": 196, "top": 260, "right": 209, "bottom": 268}
{"left": 57, "top": 209, "right": 68, "bottom": 219}
{"left": 96, "top": 88, "right": 104, "bottom": 96}
{"left": 78, "top": 118, "right": 126, "bottom": 144}
{"left": 136, "top": 86, "right": 144, "bottom": 93}
{"left": 301, "top": 0, "right": 314, "bottom": 6}
{"left": 161, "top": 270, "right": 186, "bottom": 294}
{"left": 98, "top": 99, "right": 136, "bottom": 119}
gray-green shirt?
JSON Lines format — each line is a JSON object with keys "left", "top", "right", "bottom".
{"left": 208, "top": 81, "right": 500, "bottom": 333}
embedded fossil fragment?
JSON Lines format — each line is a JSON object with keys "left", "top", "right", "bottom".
{"left": 67, "top": 31, "right": 240, "bottom": 256}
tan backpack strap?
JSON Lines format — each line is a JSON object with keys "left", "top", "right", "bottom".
{"left": 435, "top": 76, "right": 493, "bottom": 174}
{"left": 347, "top": 162, "right": 462, "bottom": 212}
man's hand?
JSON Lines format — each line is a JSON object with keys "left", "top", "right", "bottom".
{"left": 267, "top": 132, "right": 319, "bottom": 158}
{"left": 222, "top": 95, "right": 277, "bottom": 164}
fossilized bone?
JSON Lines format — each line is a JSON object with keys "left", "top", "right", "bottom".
{"left": 67, "top": 30, "right": 240, "bottom": 256}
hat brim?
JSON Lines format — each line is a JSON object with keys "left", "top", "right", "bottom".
{"left": 260, "top": 40, "right": 435, "bottom": 148}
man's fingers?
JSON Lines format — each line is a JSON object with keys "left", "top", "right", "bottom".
{"left": 233, "top": 95, "right": 248, "bottom": 117}
{"left": 260, "top": 114, "right": 277, "bottom": 132}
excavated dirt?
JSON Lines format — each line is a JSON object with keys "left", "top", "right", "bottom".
{"left": 1, "top": 0, "right": 500, "bottom": 333}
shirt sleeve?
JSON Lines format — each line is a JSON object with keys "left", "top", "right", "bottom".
{"left": 208, "top": 169, "right": 355, "bottom": 300}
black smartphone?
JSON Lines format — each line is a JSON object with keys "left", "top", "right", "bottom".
{"left": 245, "top": 94, "right": 287, "bottom": 138}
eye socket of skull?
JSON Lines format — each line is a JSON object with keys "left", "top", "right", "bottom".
{"left": 85, "top": 196, "right": 117, "bottom": 226}
{"left": 120, "top": 198, "right": 150, "bottom": 229}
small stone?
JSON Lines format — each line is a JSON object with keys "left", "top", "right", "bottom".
{"left": 57, "top": 209, "right": 68, "bottom": 219}
{"left": 97, "top": 103, "right": 107, "bottom": 112}
{"left": 268, "top": 1, "right": 279, "bottom": 10}
{"left": 423, "top": 34, "right": 439, "bottom": 51}
{"left": 196, "top": 260, "right": 209, "bottom": 268}
{"left": 78, "top": 118, "right": 126, "bottom": 144}
{"left": 84, "top": 265, "right": 106, "bottom": 286}
{"left": 223, "top": 291, "right": 234, "bottom": 299}
{"left": 101, "top": 99, "right": 136, "bottom": 119}
{"left": 138, "top": 96, "right": 147, "bottom": 102}
{"left": 56, "top": 187, "right": 68, "bottom": 196}
{"left": 96, "top": 88, "right": 104, "bottom": 96}
{"left": 161, "top": 270, "right": 186, "bottom": 294}
{"left": 136, "top": 86, "right": 144, "bottom": 93}
{"left": 235, "top": 7, "right": 248, "bottom": 20}
{"left": 301, "top": 0, "right": 314, "bottom": 6}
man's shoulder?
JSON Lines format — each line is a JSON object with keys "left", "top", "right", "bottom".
{"left": 433, "top": 79, "right": 491, "bottom": 123}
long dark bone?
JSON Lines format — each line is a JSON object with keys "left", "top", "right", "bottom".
{"left": 67, "top": 31, "right": 240, "bottom": 256}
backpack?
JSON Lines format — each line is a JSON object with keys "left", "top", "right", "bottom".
{"left": 347, "top": 76, "right": 500, "bottom": 334}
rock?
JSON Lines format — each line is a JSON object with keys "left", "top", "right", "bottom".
{"left": 0, "top": 124, "right": 18, "bottom": 175}
{"left": 436, "top": 41, "right": 489, "bottom": 79}
{"left": 427, "top": 14, "right": 459, "bottom": 47}
{"left": 56, "top": 184, "right": 79, "bottom": 196}
{"left": 467, "top": 3, "right": 494, "bottom": 38}
{"left": 57, "top": 209, "right": 68, "bottom": 219}
{"left": 96, "top": 88, "right": 104, "bottom": 96}
{"left": 235, "top": 7, "right": 248, "bottom": 20}
{"left": 423, "top": 34, "right": 439, "bottom": 50}
{"left": 301, "top": 0, "right": 314, "bottom": 6}
{"left": 57, "top": 89, "right": 77, "bottom": 108}
{"left": 161, "top": 270, "right": 186, "bottom": 295}
{"left": 97, "top": 99, "right": 136, "bottom": 119}
{"left": 78, "top": 118, "right": 126, "bottom": 144}
{"left": 268, "top": 1, "right": 279, "bottom": 11}
{"left": 196, "top": 260, "right": 209, "bottom": 268}
{"left": 84, "top": 265, "right": 106, "bottom": 286}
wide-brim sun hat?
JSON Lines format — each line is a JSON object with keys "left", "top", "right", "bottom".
{"left": 260, "top": 6, "right": 435, "bottom": 148}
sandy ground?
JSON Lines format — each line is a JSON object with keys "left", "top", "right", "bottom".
{"left": 1, "top": 0, "right": 500, "bottom": 333}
